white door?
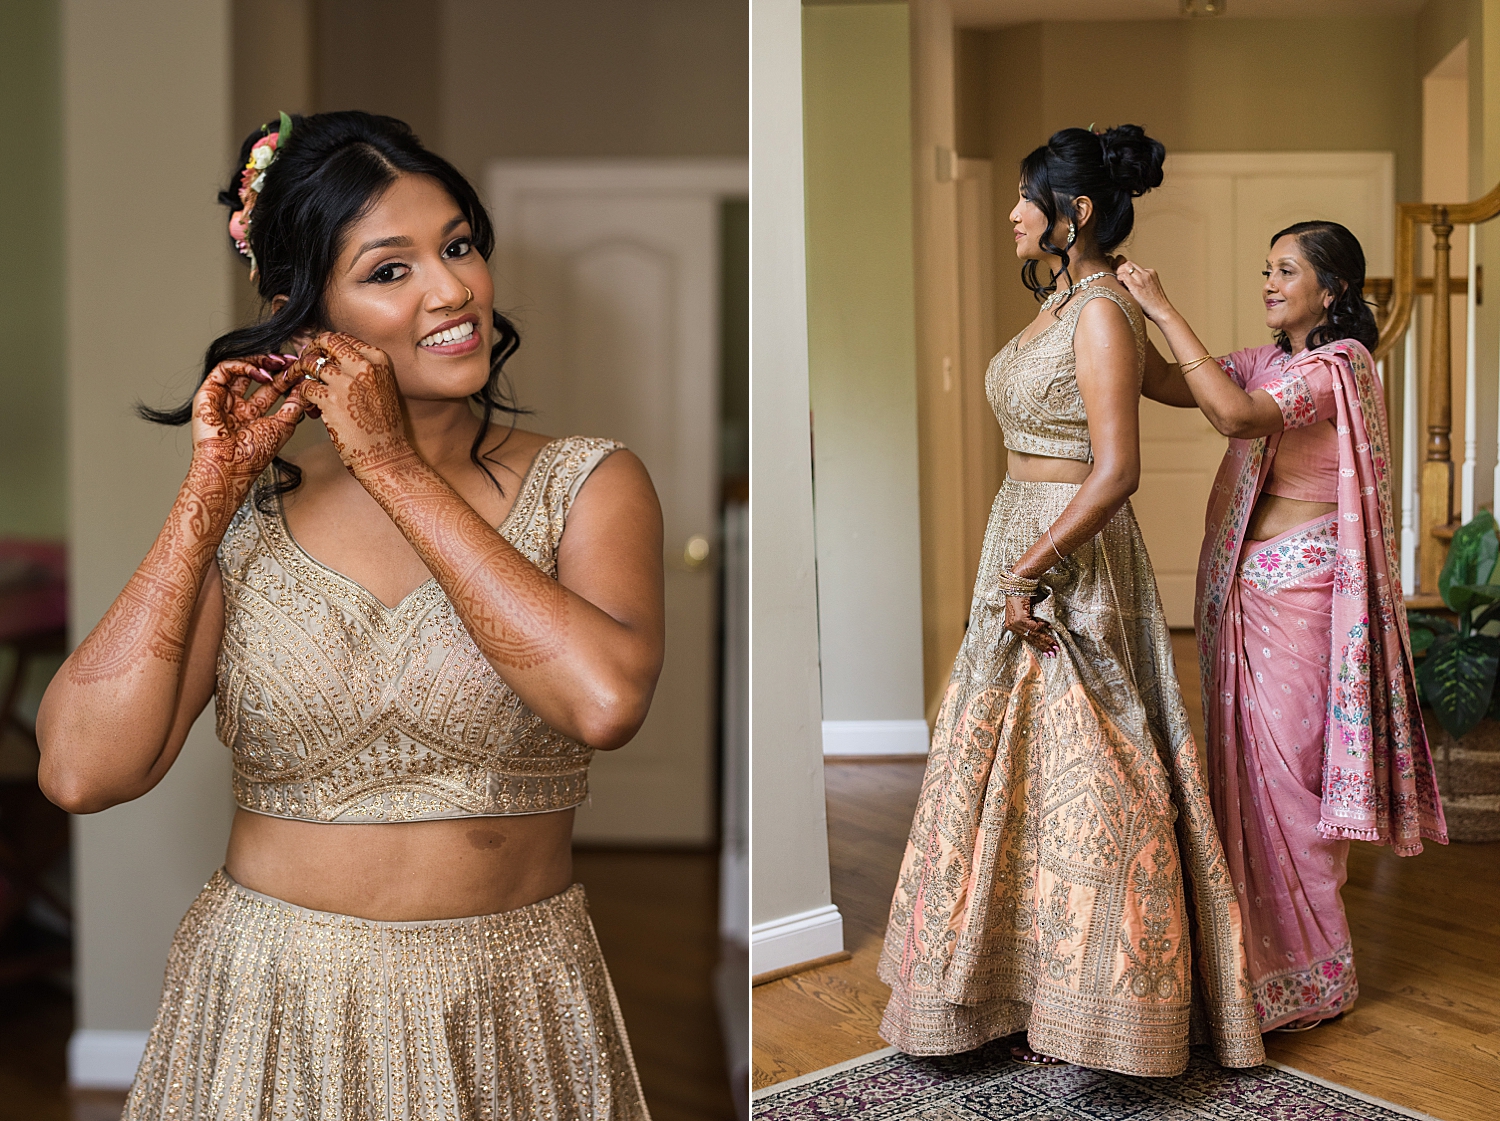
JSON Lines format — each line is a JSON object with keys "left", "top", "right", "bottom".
{"left": 487, "top": 160, "right": 747, "bottom": 845}
{"left": 1128, "top": 152, "right": 1394, "bottom": 625}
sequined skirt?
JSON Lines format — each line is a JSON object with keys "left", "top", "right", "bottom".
{"left": 123, "top": 871, "right": 649, "bottom": 1120}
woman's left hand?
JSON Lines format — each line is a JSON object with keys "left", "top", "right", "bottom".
{"left": 291, "top": 332, "right": 408, "bottom": 472}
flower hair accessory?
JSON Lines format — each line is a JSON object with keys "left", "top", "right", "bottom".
{"left": 228, "top": 111, "right": 292, "bottom": 281}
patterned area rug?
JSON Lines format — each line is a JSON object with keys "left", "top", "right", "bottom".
{"left": 752, "top": 1041, "right": 1439, "bottom": 1120}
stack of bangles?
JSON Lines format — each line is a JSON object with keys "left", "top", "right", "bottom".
{"left": 995, "top": 570, "right": 1040, "bottom": 598}
{"left": 1179, "top": 353, "right": 1217, "bottom": 374}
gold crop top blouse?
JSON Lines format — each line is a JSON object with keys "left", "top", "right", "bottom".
{"left": 214, "top": 435, "right": 622, "bottom": 823}
{"left": 986, "top": 285, "right": 1145, "bottom": 463}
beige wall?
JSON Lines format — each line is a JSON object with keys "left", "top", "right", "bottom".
{"left": 958, "top": 16, "right": 1423, "bottom": 346}
{"left": 749, "top": 0, "right": 838, "bottom": 947}
{"left": 65, "top": 0, "right": 236, "bottom": 1032}
{"left": 440, "top": 0, "right": 747, "bottom": 181}
{"left": 0, "top": 2, "right": 65, "bottom": 539}
{"left": 801, "top": 3, "right": 925, "bottom": 725}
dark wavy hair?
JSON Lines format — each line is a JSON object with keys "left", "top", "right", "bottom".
{"left": 1268, "top": 220, "right": 1380, "bottom": 355}
{"left": 140, "top": 110, "right": 524, "bottom": 503}
{"left": 1019, "top": 124, "right": 1166, "bottom": 306}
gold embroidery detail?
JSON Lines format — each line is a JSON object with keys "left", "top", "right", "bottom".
{"left": 124, "top": 871, "right": 650, "bottom": 1119}
{"left": 987, "top": 286, "right": 1145, "bottom": 464}
{"left": 215, "top": 436, "right": 622, "bottom": 823}
{"left": 878, "top": 479, "right": 1264, "bottom": 1075}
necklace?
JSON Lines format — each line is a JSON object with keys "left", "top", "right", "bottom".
{"left": 1039, "top": 269, "right": 1112, "bottom": 313}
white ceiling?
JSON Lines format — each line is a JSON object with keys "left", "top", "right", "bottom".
{"left": 952, "top": 0, "right": 1424, "bottom": 30}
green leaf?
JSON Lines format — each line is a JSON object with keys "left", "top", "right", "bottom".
{"left": 1446, "top": 583, "right": 1500, "bottom": 616}
{"left": 278, "top": 110, "right": 293, "bottom": 142}
{"left": 1409, "top": 627, "right": 1437, "bottom": 654}
{"left": 1475, "top": 601, "right": 1500, "bottom": 634}
{"left": 1407, "top": 611, "right": 1457, "bottom": 637}
{"left": 1480, "top": 525, "right": 1500, "bottom": 588}
{"left": 1417, "top": 632, "right": 1500, "bottom": 738}
{"left": 1440, "top": 510, "right": 1498, "bottom": 609}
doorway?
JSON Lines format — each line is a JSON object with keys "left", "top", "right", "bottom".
{"left": 1127, "top": 151, "right": 1395, "bottom": 625}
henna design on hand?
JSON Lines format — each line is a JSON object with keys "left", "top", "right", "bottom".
{"left": 349, "top": 444, "right": 568, "bottom": 670}
{"left": 68, "top": 361, "right": 304, "bottom": 685}
{"left": 296, "top": 333, "right": 405, "bottom": 467}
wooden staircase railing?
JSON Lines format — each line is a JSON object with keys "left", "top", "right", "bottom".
{"left": 1371, "top": 178, "right": 1500, "bottom": 604}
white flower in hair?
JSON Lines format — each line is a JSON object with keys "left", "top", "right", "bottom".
{"left": 250, "top": 143, "right": 276, "bottom": 170}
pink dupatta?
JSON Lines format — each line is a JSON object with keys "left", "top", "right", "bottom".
{"left": 1195, "top": 340, "right": 1446, "bottom": 855}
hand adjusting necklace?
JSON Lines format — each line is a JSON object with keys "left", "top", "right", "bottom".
{"left": 1039, "top": 269, "right": 1112, "bottom": 313}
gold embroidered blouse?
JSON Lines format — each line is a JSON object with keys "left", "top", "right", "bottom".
{"left": 214, "top": 435, "right": 622, "bottom": 823}
{"left": 986, "top": 285, "right": 1145, "bottom": 463}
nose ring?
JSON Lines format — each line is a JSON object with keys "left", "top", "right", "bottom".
{"left": 463, "top": 286, "right": 472, "bottom": 306}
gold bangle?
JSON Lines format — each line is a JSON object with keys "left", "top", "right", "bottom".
{"left": 1179, "top": 354, "right": 1216, "bottom": 375}
{"left": 1046, "top": 525, "right": 1066, "bottom": 562}
{"left": 995, "top": 569, "right": 1041, "bottom": 598}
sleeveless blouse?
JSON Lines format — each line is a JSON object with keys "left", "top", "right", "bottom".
{"left": 986, "top": 285, "right": 1145, "bottom": 462}
{"left": 214, "top": 435, "right": 622, "bottom": 824}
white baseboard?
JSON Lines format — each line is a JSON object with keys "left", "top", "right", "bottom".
{"left": 750, "top": 903, "right": 844, "bottom": 976}
{"left": 69, "top": 1029, "right": 148, "bottom": 1089}
{"left": 822, "top": 719, "right": 929, "bottom": 756}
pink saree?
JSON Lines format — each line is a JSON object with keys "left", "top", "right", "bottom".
{"left": 1196, "top": 341, "right": 1447, "bottom": 1030}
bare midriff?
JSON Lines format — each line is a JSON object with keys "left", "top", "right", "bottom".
{"left": 1245, "top": 494, "right": 1336, "bottom": 542}
{"left": 224, "top": 805, "right": 575, "bottom": 920}
{"left": 1006, "top": 449, "right": 1093, "bottom": 484}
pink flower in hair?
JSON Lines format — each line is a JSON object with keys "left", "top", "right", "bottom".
{"left": 228, "top": 112, "right": 293, "bottom": 281}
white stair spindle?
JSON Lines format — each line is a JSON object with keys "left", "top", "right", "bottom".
{"left": 1401, "top": 312, "right": 1418, "bottom": 596}
{"left": 1462, "top": 222, "right": 1478, "bottom": 523}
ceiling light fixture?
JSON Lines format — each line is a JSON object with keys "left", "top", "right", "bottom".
{"left": 1180, "top": 0, "right": 1227, "bottom": 15}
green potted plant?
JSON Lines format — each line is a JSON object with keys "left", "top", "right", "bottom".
{"left": 1407, "top": 509, "right": 1500, "bottom": 738}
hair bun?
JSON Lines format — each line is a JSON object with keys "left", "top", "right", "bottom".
{"left": 1100, "top": 124, "right": 1165, "bottom": 197}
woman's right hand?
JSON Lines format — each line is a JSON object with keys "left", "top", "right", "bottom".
{"left": 1004, "top": 594, "right": 1057, "bottom": 656}
{"left": 190, "top": 355, "right": 307, "bottom": 490}
{"left": 1114, "top": 259, "right": 1175, "bottom": 324}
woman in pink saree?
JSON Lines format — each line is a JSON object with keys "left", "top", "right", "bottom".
{"left": 1116, "top": 221, "right": 1447, "bottom": 1032}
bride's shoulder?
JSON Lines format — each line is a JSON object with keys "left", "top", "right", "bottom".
{"left": 1076, "top": 277, "right": 1143, "bottom": 327}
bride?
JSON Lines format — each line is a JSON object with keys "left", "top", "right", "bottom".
{"left": 878, "top": 125, "right": 1264, "bottom": 1076}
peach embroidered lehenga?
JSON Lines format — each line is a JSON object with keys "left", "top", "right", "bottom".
{"left": 878, "top": 286, "right": 1265, "bottom": 1076}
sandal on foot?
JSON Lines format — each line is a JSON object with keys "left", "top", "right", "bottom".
{"left": 1272, "top": 1012, "right": 1340, "bottom": 1033}
{"left": 1009, "top": 1043, "right": 1066, "bottom": 1066}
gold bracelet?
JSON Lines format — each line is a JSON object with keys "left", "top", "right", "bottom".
{"left": 1179, "top": 353, "right": 1217, "bottom": 375}
{"left": 1046, "top": 525, "right": 1066, "bottom": 562}
{"left": 995, "top": 569, "right": 1041, "bottom": 598}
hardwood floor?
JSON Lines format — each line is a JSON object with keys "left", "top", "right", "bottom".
{"left": 576, "top": 849, "right": 739, "bottom": 1121}
{"left": 0, "top": 849, "right": 737, "bottom": 1121}
{"left": 751, "top": 633, "right": 1500, "bottom": 1121}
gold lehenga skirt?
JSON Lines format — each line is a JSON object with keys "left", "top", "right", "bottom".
{"left": 123, "top": 871, "right": 650, "bottom": 1120}
{"left": 878, "top": 478, "right": 1264, "bottom": 1076}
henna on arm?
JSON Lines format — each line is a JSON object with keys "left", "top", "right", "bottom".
{"left": 299, "top": 331, "right": 660, "bottom": 744}
{"left": 300, "top": 333, "right": 569, "bottom": 671}
{"left": 38, "top": 360, "right": 304, "bottom": 812}
{"left": 350, "top": 441, "right": 568, "bottom": 670}
{"left": 69, "top": 365, "right": 303, "bottom": 684}
{"left": 68, "top": 454, "right": 253, "bottom": 683}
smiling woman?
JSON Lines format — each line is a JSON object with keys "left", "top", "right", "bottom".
{"left": 35, "top": 111, "right": 662, "bottom": 1120}
{"left": 1115, "top": 220, "right": 1447, "bottom": 1036}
